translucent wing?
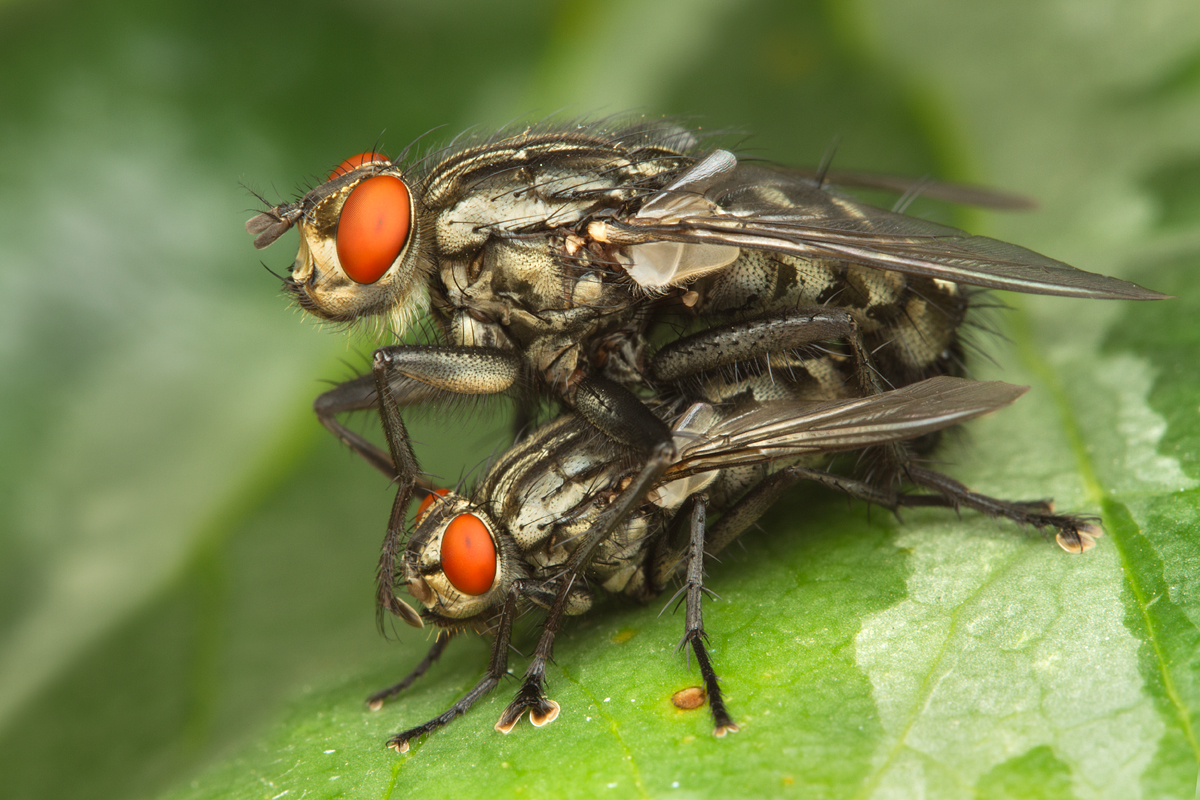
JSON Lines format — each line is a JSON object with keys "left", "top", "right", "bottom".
{"left": 788, "top": 168, "right": 1037, "bottom": 210}
{"left": 598, "top": 150, "right": 1168, "bottom": 300}
{"left": 666, "top": 376, "right": 1027, "bottom": 479}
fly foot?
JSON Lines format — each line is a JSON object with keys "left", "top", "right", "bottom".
{"left": 496, "top": 685, "right": 559, "bottom": 733}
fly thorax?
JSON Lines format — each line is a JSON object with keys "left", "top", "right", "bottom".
{"left": 503, "top": 448, "right": 612, "bottom": 551}
{"left": 483, "top": 238, "right": 573, "bottom": 315}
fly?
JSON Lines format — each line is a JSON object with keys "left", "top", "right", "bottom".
{"left": 370, "top": 375, "right": 1068, "bottom": 751}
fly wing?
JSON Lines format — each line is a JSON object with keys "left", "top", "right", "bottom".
{"left": 599, "top": 151, "right": 1168, "bottom": 301}
{"left": 788, "top": 168, "right": 1037, "bottom": 210}
{"left": 667, "top": 376, "right": 1026, "bottom": 479}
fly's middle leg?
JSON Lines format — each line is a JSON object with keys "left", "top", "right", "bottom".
{"left": 674, "top": 494, "right": 737, "bottom": 737}
{"left": 573, "top": 373, "right": 675, "bottom": 452}
{"left": 386, "top": 585, "right": 524, "bottom": 753}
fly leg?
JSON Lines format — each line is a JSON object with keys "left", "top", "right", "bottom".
{"left": 897, "top": 465, "right": 1103, "bottom": 553}
{"left": 316, "top": 372, "right": 544, "bottom": 477}
{"left": 574, "top": 374, "right": 675, "bottom": 452}
{"left": 648, "top": 470, "right": 857, "bottom": 736}
{"left": 672, "top": 495, "right": 738, "bottom": 737}
{"left": 495, "top": 439, "right": 678, "bottom": 733}
{"left": 650, "top": 307, "right": 870, "bottom": 397}
{"left": 710, "top": 464, "right": 1099, "bottom": 555}
{"left": 645, "top": 465, "right": 915, "bottom": 736}
{"left": 370, "top": 346, "right": 522, "bottom": 623}
{"left": 651, "top": 467, "right": 897, "bottom": 584}
{"left": 367, "top": 632, "right": 456, "bottom": 710}
{"left": 652, "top": 311, "right": 1105, "bottom": 553}
{"left": 313, "top": 373, "right": 443, "bottom": 487}
{"left": 385, "top": 586, "right": 524, "bottom": 753}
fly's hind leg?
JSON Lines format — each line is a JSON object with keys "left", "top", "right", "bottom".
{"left": 897, "top": 464, "right": 1103, "bottom": 553}
{"left": 650, "top": 307, "right": 877, "bottom": 398}
{"left": 749, "top": 462, "right": 1100, "bottom": 554}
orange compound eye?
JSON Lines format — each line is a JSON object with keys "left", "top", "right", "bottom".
{"left": 328, "top": 151, "right": 390, "bottom": 180}
{"left": 415, "top": 488, "right": 450, "bottom": 524}
{"left": 440, "top": 514, "right": 496, "bottom": 596}
{"left": 335, "top": 175, "right": 412, "bottom": 284}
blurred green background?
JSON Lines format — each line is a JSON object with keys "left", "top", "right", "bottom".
{"left": 2, "top": 1, "right": 1199, "bottom": 799}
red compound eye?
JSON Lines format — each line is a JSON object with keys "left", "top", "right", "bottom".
{"left": 328, "top": 151, "right": 390, "bottom": 180}
{"left": 415, "top": 488, "right": 450, "bottom": 523}
{"left": 335, "top": 174, "right": 411, "bottom": 284}
{"left": 441, "top": 514, "right": 496, "bottom": 596}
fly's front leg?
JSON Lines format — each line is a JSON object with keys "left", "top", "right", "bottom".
{"left": 495, "top": 439, "right": 679, "bottom": 733}
{"left": 367, "top": 632, "right": 455, "bottom": 710}
{"left": 371, "top": 346, "right": 521, "bottom": 623}
{"left": 386, "top": 585, "right": 524, "bottom": 753}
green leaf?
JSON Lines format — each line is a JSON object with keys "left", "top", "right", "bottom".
{"left": 1, "top": 1, "right": 1198, "bottom": 799}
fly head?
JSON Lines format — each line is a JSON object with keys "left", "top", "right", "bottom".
{"left": 403, "top": 489, "right": 525, "bottom": 628}
{"left": 247, "top": 153, "right": 429, "bottom": 334}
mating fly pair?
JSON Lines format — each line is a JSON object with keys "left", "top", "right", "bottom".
{"left": 247, "top": 118, "right": 1168, "bottom": 748}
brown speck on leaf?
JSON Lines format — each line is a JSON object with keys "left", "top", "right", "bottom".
{"left": 672, "top": 686, "right": 706, "bottom": 710}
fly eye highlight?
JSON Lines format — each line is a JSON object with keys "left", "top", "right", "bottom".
{"left": 440, "top": 513, "right": 496, "bottom": 596}
{"left": 336, "top": 174, "right": 412, "bottom": 285}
